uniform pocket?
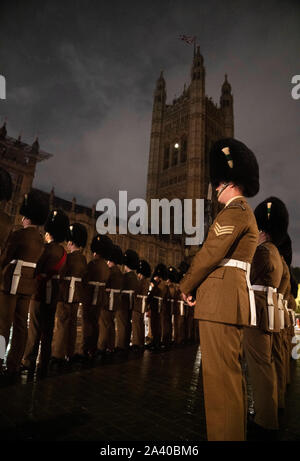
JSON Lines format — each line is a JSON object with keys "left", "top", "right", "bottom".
{"left": 206, "top": 267, "right": 225, "bottom": 279}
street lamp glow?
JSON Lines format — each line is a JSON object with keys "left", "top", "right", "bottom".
{"left": 174, "top": 143, "right": 179, "bottom": 149}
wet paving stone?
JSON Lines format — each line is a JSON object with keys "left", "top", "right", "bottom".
{"left": 0, "top": 344, "right": 299, "bottom": 441}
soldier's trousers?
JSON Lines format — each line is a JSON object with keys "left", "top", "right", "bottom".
{"left": 150, "top": 308, "right": 161, "bottom": 348}
{"left": 52, "top": 301, "right": 79, "bottom": 359}
{"left": 0, "top": 291, "right": 31, "bottom": 372}
{"left": 22, "top": 299, "right": 57, "bottom": 370}
{"left": 272, "top": 331, "right": 286, "bottom": 408}
{"left": 160, "top": 311, "right": 172, "bottom": 346}
{"left": 82, "top": 304, "right": 101, "bottom": 356}
{"left": 199, "top": 320, "right": 246, "bottom": 441}
{"left": 243, "top": 327, "right": 278, "bottom": 430}
{"left": 185, "top": 308, "right": 195, "bottom": 343}
{"left": 115, "top": 307, "right": 130, "bottom": 349}
{"left": 173, "top": 314, "right": 185, "bottom": 344}
{"left": 98, "top": 309, "right": 115, "bottom": 351}
{"left": 131, "top": 310, "right": 145, "bottom": 347}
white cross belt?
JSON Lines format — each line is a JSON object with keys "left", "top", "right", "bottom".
{"left": 88, "top": 281, "right": 106, "bottom": 306}
{"left": 168, "top": 298, "right": 175, "bottom": 315}
{"left": 64, "top": 276, "right": 82, "bottom": 303}
{"left": 277, "top": 293, "right": 285, "bottom": 329}
{"left": 122, "top": 290, "right": 135, "bottom": 310}
{"left": 45, "top": 274, "right": 60, "bottom": 304}
{"left": 252, "top": 284, "right": 277, "bottom": 330}
{"left": 154, "top": 296, "right": 163, "bottom": 313}
{"left": 106, "top": 288, "right": 121, "bottom": 311}
{"left": 177, "top": 300, "right": 185, "bottom": 316}
{"left": 9, "top": 259, "right": 37, "bottom": 295}
{"left": 219, "top": 258, "right": 256, "bottom": 326}
{"left": 136, "top": 294, "right": 148, "bottom": 313}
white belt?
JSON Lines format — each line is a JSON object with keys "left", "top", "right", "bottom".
{"left": 177, "top": 300, "right": 185, "bottom": 316}
{"left": 288, "top": 309, "right": 296, "bottom": 325}
{"left": 88, "top": 281, "right": 106, "bottom": 306}
{"left": 137, "top": 294, "right": 148, "bottom": 314}
{"left": 219, "top": 258, "right": 256, "bottom": 326}
{"left": 154, "top": 296, "right": 163, "bottom": 313}
{"left": 122, "top": 289, "right": 135, "bottom": 310}
{"left": 45, "top": 274, "right": 60, "bottom": 304}
{"left": 168, "top": 298, "right": 175, "bottom": 315}
{"left": 64, "top": 276, "right": 82, "bottom": 303}
{"left": 9, "top": 259, "right": 37, "bottom": 295}
{"left": 252, "top": 285, "right": 277, "bottom": 330}
{"left": 277, "top": 293, "right": 285, "bottom": 330}
{"left": 106, "top": 288, "right": 121, "bottom": 311}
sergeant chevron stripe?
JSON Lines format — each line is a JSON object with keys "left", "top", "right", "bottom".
{"left": 214, "top": 222, "right": 235, "bottom": 236}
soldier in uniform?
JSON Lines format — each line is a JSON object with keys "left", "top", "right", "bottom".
{"left": 147, "top": 263, "right": 168, "bottom": 351}
{"left": 0, "top": 167, "right": 12, "bottom": 254}
{"left": 244, "top": 197, "right": 288, "bottom": 436}
{"left": 22, "top": 209, "right": 69, "bottom": 375}
{"left": 98, "top": 244, "right": 123, "bottom": 354}
{"left": 117, "top": 249, "right": 139, "bottom": 351}
{"left": 51, "top": 223, "right": 88, "bottom": 363}
{"left": 82, "top": 234, "right": 112, "bottom": 359}
{"left": 180, "top": 138, "right": 259, "bottom": 441}
{"left": 0, "top": 190, "right": 49, "bottom": 377}
{"left": 132, "top": 260, "right": 151, "bottom": 350}
{"left": 160, "top": 266, "right": 175, "bottom": 349}
{"left": 174, "top": 262, "right": 189, "bottom": 346}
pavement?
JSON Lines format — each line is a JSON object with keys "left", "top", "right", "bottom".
{"left": 0, "top": 343, "right": 299, "bottom": 442}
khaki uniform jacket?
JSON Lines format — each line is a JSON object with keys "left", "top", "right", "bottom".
{"left": 34, "top": 241, "right": 67, "bottom": 302}
{"left": 149, "top": 279, "right": 169, "bottom": 313}
{"left": 250, "top": 241, "right": 283, "bottom": 332}
{"left": 278, "top": 258, "right": 291, "bottom": 329}
{"left": 180, "top": 197, "right": 258, "bottom": 326}
{"left": 0, "top": 210, "right": 12, "bottom": 253}
{"left": 58, "top": 250, "right": 87, "bottom": 303}
{"left": 134, "top": 277, "right": 150, "bottom": 313}
{"left": 84, "top": 256, "right": 110, "bottom": 307}
{"left": 0, "top": 226, "right": 44, "bottom": 296}
{"left": 121, "top": 270, "right": 139, "bottom": 311}
{"left": 104, "top": 265, "right": 123, "bottom": 311}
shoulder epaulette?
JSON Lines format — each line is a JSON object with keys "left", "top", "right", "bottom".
{"left": 227, "top": 203, "right": 246, "bottom": 211}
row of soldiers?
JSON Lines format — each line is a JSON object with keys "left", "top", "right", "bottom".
{"left": 0, "top": 175, "right": 198, "bottom": 380}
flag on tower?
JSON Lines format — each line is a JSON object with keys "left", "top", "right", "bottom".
{"left": 178, "top": 35, "right": 196, "bottom": 45}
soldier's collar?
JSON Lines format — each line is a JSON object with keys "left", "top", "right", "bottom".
{"left": 225, "top": 195, "right": 244, "bottom": 207}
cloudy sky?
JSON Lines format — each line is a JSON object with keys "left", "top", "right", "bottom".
{"left": 0, "top": 0, "right": 299, "bottom": 264}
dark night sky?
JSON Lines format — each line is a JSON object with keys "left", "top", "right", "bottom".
{"left": 0, "top": 0, "right": 299, "bottom": 263}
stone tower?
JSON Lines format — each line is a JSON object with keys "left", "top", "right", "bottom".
{"left": 146, "top": 47, "right": 234, "bottom": 255}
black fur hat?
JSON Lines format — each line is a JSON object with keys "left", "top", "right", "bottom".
{"left": 209, "top": 138, "right": 259, "bottom": 197}
{"left": 91, "top": 234, "right": 113, "bottom": 260}
{"left": 137, "top": 260, "right": 151, "bottom": 278}
{"left": 19, "top": 190, "right": 49, "bottom": 225}
{"left": 153, "top": 263, "right": 167, "bottom": 280}
{"left": 277, "top": 233, "right": 292, "bottom": 266}
{"left": 68, "top": 223, "right": 88, "bottom": 248}
{"left": 167, "top": 266, "right": 179, "bottom": 283}
{"left": 178, "top": 261, "right": 190, "bottom": 279}
{"left": 0, "top": 167, "right": 12, "bottom": 201}
{"left": 44, "top": 209, "right": 70, "bottom": 242}
{"left": 255, "top": 197, "right": 289, "bottom": 247}
{"left": 123, "top": 249, "right": 139, "bottom": 270}
{"left": 108, "top": 244, "right": 123, "bottom": 265}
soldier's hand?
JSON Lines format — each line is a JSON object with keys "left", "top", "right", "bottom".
{"left": 186, "top": 295, "right": 196, "bottom": 307}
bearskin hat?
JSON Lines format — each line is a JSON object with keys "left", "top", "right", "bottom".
{"left": 0, "top": 167, "right": 12, "bottom": 201}
{"left": 255, "top": 197, "right": 289, "bottom": 247}
{"left": 91, "top": 234, "right": 113, "bottom": 260}
{"left": 19, "top": 190, "right": 49, "bottom": 225}
{"left": 137, "top": 260, "right": 151, "bottom": 278}
{"left": 167, "top": 266, "right": 179, "bottom": 283}
{"left": 178, "top": 261, "right": 190, "bottom": 279}
{"left": 108, "top": 244, "right": 123, "bottom": 265}
{"left": 277, "top": 233, "right": 292, "bottom": 266}
{"left": 44, "top": 209, "right": 70, "bottom": 243}
{"left": 152, "top": 263, "right": 167, "bottom": 280}
{"left": 123, "top": 249, "right": 139, "bottom": 270}
{"left": 209, "top": 138, "right": 259, "bottom": 197}
{"left": 68, "top": 223, "right": 88, "bottom": 248}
